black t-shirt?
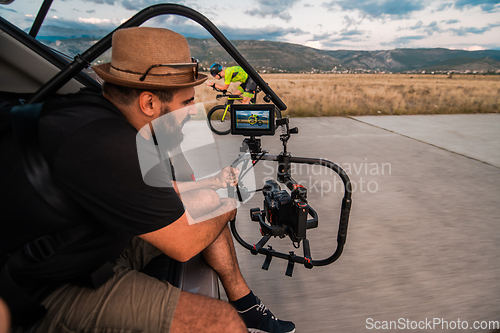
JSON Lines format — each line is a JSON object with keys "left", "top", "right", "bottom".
{"left": 2, "top": 91, "right": 184, "bottom": 291}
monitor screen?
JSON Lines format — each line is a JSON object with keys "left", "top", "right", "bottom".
{"left": 230, "top": 104, "right": 275, "bottom": 136}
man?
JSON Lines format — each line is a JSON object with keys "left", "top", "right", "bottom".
{"left": 206, "top": 63, "right": 257, "bottom": 104}
{"left": 1, "top": 27, "right": 295, "bottom": 333}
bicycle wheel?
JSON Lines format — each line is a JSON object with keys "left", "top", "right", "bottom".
{"left": 207, "top": 105, "right": 231, "bottom": 135}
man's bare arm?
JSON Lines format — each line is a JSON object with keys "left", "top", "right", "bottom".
{"left": 0, "top": 297, "right": 10, "bottom": 333}
{"left": 138, "top": 197, "right": 237, "bottom": 262}
{"left": 173, "top": 166, "right": 239, "bottom": 194}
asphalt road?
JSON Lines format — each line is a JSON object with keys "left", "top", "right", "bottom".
{"left": 191, "top": 114, "right": 500, "bottom": 333}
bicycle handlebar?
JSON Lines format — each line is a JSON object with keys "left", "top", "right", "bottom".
{"left": 216, "top": 94, "right": 241, "bottom": 99}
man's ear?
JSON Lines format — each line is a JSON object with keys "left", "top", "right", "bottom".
{"left": 138, "top": 91, "right": 158, "bottom": 117}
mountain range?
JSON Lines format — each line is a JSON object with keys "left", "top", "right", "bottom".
{"left": 37, "top": 26, "right": 500, "bottom": 73}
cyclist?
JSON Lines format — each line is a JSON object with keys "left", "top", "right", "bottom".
{"left": 206, "top": 63, "right": 257, "bottom": 104}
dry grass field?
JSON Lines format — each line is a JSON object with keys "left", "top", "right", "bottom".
{"left": 196, "top": 73, "right": 500, "bottom": 117}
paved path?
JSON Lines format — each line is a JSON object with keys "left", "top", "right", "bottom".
{"left": 207, "top": 114, "right": 500, "bottom": 333}
{"left": 352, "top": 114, "right": 500, "bottom": 168}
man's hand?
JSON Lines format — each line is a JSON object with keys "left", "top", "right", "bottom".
{"left": 205, "top": 81, "right": 215, "bottom": 88}
{"left": 212, "top": 166, "right": 239, "bottom": 189}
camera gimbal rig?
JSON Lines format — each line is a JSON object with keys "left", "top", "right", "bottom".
{"left": 229, "top": 113, "right": 352, "bottom": 277}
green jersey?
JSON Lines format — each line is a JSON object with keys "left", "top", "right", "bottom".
{"left": 224, "top": 66, "right": 248, "bottom": 85}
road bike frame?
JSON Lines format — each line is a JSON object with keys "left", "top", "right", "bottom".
{"left": 220, "top": 95, "right": 243, "bottom": 122}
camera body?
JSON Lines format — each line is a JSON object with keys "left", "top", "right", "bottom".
{"left": 261, "top": 180, "right": 309, "bottom": 241}
{"left": 263, "top": 180, "right": 292, "bottom": 227}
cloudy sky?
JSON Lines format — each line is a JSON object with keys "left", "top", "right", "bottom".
{"left": 1, "top": 0, "right": 499, "bottom": 50}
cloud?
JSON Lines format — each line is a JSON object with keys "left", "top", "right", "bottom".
{"left": 312, "top": 32, "right": 332, "bottom": 41}
{"left": 343, "top": 15, "right": 363, "bottom": 28}
{"left": 78, "top": 17, "right": 111, "bottom": 24}
{"left": 444, "top": 19, "right": 459, "bottom": 24}
{"left": 436, "top": 2, "right": 453, "bottom": 11}
{"left": 144, "top": 15, "right": 307, "bottom": 41}
{"left": 399, "top": 20, "right": 443, "bottom": 35}
{"left": 453, "top": 0, "right": 500, "bottom": 12}
{"left": 393, "top": 35, "right": 426, "bottom": 42}
{"left": 448, "top": 22, "right": 500, "bottom": 35}
{"left": 322, "top": 0, "right": 426, "bottom": 19}
{"left": 340, "top": 29, "right": 365, "bottom": 36}
{"left": 244, "top": 0, "right": 301, "bottom": 22}
{"left": 423, "top": 21, "right": 441, "bottom": 35}
{"left": 80, "top": 0, "right": 186, "bottom": 11}
{"left": 40, "top": 16, "right": 117, "bottom": 31}
{"left": 305, "top": 40, "right": 322, "bottom": 49}
{"left": 381, "top": 35, "right": 426, "bottom": 47}
{"left": 409, "top": 20, "right": 423, "bottom": 30}
{"left": 311, "top": 29, "right": 368, "bottom": 47}
{"left": 220, "top": 25, "right": 306, "bottom": 41}
{"left": 464, "top": 45, "right": 485, "bottom": 50}
{"left": 82, "top": 0, "right": 119, "bottom": 4}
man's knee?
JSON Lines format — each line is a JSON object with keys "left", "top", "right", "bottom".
{"left": 210, "top": 301, "right": 246, "bottom": 332}
{"left": 180, "top": 188, "right": 222, "bottom": 218}
{"left": 219, "top": 301, "right": 245, "bottom": 327}
{"left": 201, "top": 188, "right": 222, "bottom": 207}
{"left": 172, "top": 292, "right": 246, "bottom": 332}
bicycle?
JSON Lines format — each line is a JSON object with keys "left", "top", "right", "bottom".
{"left": 248, "top": 114, "right": 263, "bottom": 126}
{"left": 207, "top": 86, "right": 259, "bottom": 135}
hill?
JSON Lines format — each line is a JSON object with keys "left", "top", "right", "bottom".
{"left": 41, "top": 34, "right": 500, "bottom": 74}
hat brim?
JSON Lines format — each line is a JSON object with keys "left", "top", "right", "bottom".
{"left": 92, "top": 63, "right": 207, "bottom": 89}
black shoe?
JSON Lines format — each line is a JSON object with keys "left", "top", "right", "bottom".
{"left": 237, "top": 297, "right": 296, "bottom": 333}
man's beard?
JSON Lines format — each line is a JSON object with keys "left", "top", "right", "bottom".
{"left": 151, "top": 104, "right": 187, "bottom": 152}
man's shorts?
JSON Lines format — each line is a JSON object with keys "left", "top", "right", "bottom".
{"left": 33, "top": 237, "right": 181, "bottom": 333}
{"left": 238, "top": 77, "right": 257, "bottom": 98}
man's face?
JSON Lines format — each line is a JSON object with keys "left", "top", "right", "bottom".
{"left": 162, "top": 86, "right": 196, "bottom": 123}
{"left": 154, "top": 86, "right": 196, "bottom": 151}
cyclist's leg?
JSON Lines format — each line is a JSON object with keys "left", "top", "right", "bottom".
{"left": 235, "top": 85, "right": 244, "bottom": 96}
{"left": 242, "top": 77, "right": 257, "bottom": 104}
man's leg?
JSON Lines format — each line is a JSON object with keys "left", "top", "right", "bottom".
{"left": 182, "top": 188, "right": 295, "bottom": 332}
{"left": 180, "top": 188, "right": 249, "bottom": 300}
{"left": 35, "top": 237, "right": 246, "bottom": 333}
{"left": 202, "top": 224, "right": 250, "bottom": 301}
{"left": 170, "top": 291, "right": 246, "bottom": 333}
{"left": 202, "top": 225, "right": 296, "bottom": 333}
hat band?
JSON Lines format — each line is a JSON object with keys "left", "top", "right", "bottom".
{"left": 110, "top": 65, "right": 192, "bottom": 78}
{"left": 108, "top": 65, "right": 197, "bottom": 86}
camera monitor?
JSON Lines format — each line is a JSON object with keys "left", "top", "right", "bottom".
{"left": 230, "top": 104, "right": 276, "bottom": 136}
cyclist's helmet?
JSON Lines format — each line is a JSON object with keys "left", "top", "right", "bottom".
{"left": 210, "top": 63, "right": 223, "bottom": 77}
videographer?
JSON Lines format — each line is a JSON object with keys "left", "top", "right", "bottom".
{"left": 206, "top": 63, "right": 257, "bottom": 104}
{"left": 0, "top": 27, "right": 295, "bottom": 333}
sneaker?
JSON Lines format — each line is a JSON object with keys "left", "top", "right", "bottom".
{"left": 237, "top": 297, "right": 296, "bottom": 333}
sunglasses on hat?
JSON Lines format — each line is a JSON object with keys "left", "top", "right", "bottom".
{"left": 139, "top": 57, "right": 199, "bottom": 82}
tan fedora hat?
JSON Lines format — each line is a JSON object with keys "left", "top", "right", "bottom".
{"left": 92, "top": 27, "right": 207, "bottom": 89}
